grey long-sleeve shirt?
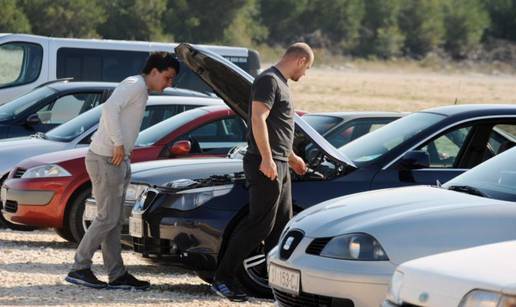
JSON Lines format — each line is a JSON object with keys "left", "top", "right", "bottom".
{"left": 90, "top": 75, "right": 148, "bottom": 157}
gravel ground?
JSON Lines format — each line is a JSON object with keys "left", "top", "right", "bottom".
{"left": 0, "top": 229, "right": 274, "bottom": 307}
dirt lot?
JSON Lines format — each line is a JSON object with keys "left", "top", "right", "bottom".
{"left": 0, "top": 229, "right": 273, "bottom": 307}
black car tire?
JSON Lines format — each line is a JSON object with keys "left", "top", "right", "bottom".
{"left": 54, "top": 227, "right": 76, "bottom": 242}
{"left": 67, "top": 187, "right": 91, "bottom": 243}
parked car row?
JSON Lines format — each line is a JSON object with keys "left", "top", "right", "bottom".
{"left": 1, "top": 43, "right": 515, "bottom": 307}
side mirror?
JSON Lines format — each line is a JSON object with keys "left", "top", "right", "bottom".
{"left": 26, "top": 114, "right": 41, "bottom": 126}
{"left": 397, "top": 150, "right": 430, "bottom": 170}
{"left": 169, "top": 140, "right": 191, "bottom": 156}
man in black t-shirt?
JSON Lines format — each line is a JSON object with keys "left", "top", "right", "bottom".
{"left": 212, "top": 42, "right": 314, "bottom": 302}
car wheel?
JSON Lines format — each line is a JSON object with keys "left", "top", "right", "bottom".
{"left": 54, "top": 227, "right": 76, "bottom": 242}
{"left": 67, "top": 187, "right": 91, "bottom": 243}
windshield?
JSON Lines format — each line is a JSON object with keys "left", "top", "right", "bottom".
{"left": 0, "top": 42, "right": 43, "bottom": 89}
{"left": 339, "top": 112, "right": 445, "bottom": 166}
{"left": 443, "top": 147, "right": 516, "bottom": 202}
{"left": 0, "top": 86, "right": 56, "bottom": 120}
{"left": 302, "top": 114, "right": 343, "bottom": 135}
{"left": 45, "top": 106, "right": 102, "bottom": 142}
{"left": 135, "top": 108, "right": 207, "bottom": 147}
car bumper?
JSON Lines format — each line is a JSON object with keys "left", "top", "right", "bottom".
{"left": 381, "top": 300, "right": 401, "bottom": 307}
{"left": 1, "top": 178, "right": 68, "bottom": 227}
{"left": 267, "top": 240, "right": 395, "bottom": 307}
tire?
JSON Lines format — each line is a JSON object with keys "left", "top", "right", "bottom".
{"left": 54, "top": 227, "right": 76, "bottom": 242}
{"left": 223, "top": 218, "right": 272, "bottom": 298}
{"left": 66, "top": 187, "right": 91, "bottom": 243}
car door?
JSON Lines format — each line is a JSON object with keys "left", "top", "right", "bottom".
{"left": 174, "top": 116, "right": 247, "bottom": 156}
{"left": 371, "top": 118, "right": 516, "bottom": 188}
{"left": 31, "top": 91, "right": 103, "bottom": 132}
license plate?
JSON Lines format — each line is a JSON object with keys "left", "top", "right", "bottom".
{"left": 129, "top": 217, "right": 143, "bottom": 238}
{"left": 1, "top": 186, "right": 6, "bottom": 206}
{"left": 268, "top": 263, "right": 300, "bottom": 295}
{"left": 83, "top": 204, "right": 97, "bottom": 221}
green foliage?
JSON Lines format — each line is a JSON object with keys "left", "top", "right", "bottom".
{"left": 0, "top": 0, "right": 31, "bottom": 33}
{"left": 399, "top": 0, "right": 445, "bottom": 57}
{"left": 485, "top": 0, "right": 516, "bottom": 41}
{"left": 443, "top": 0, "right": 490, "bottom": 58}
{"left": 19, "top": 0, "right": 105, "bottom": 38}
{"left": 97, "top": 0, "right": 167, "bottom": 41}
{"left": 223, "top": 0, "right": 268, "bottom": 47}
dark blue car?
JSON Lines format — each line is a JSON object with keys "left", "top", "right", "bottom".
{"left": 128, "top": 44, "right": 516, "bottom": 297}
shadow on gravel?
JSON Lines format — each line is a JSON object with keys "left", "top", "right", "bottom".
{"left": 0, "top": 238, "right": 77, "bottom": 250}
{"left": 0, "top": 283, "right": 267, "bottom": 305}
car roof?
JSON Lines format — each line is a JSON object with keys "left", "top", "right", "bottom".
{"left": 146, "top": 96, "right": 223, "bottom": 106}
{"left": 422, "top": 104, "right": 516, "bottom": 117}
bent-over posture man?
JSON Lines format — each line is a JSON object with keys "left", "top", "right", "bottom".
{"left": 66, "top": 52, "right": 179, "bottom": 290}
{"left": 212, "top": 43, "right": 314, "bottom": 301}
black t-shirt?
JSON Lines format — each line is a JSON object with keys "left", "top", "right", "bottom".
{"left": 247, "top": 66, "right": 294, "bottom": 162}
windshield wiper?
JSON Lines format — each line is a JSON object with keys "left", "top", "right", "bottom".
{"left": 31, "top": 132, "right": 47, "bottom": 139}
{"left": 447, "top": 185, "right": 487, "bottom": 197}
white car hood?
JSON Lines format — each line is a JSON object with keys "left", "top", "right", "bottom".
{"left": 0, "top": 137, "right": 69, "bottom": 176}
{"left": 396, "top": 241, "right": 516, "bottom": 306}
{"left": 292, "top": 186, "right": 492, "bottom": 237}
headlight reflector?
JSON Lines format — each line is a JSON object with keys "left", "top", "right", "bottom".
{"left": 320, "top": 233, "right": 388, "bottom": 261}
{"left": 21, "top": 164, "right": 71, "bottom": 179}
{"left": 459, "top": 290, "right": 516, "bottom": 307}
{"left": 125, "top": 184, "right": 149, "bottom": 202}
{"left": 162, "top": 185, "right": 233, "bottom": 211}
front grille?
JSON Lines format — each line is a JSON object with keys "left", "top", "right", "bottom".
{"left": 306, "top": 237, "right": 332, "bottom": 255}
{"left": 13, "top": 168, "right": 26, "bottom": 179}
{"left": 4, "top": 200, "right": 17, "bottom": 213}
{"left": 279, "top": 229, "right": 304, "bottom": 260}
{"left": 273, "top": 289, "right": 354, "bottom": 307}
{"left": 142, "top": 189, "right": 158, "bottom": 211}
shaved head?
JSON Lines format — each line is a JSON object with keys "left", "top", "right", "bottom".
{"left": 283, "top": 42, "right": 314, "bottom": 63}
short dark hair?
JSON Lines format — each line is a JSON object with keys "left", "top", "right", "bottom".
{"left": 142, "top": 52, "right": 180, "bottom": 75}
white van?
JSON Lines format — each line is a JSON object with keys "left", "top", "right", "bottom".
{"left": 0, "top": 33, "right": 260, "bottom": 105}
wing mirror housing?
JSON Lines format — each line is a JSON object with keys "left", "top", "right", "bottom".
{"left": 25, "top": 114, "right": 41, "bottom": 126}
{"left": 397, "top": 150, "right": 430, "bottom": 170}
{"left": 169, "top": 140, "right": 191, "bottom": 156}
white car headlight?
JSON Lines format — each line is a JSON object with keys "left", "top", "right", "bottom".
{"left": 162, "top": 185, "right": 233, "bottom": 211}
{"left": 320, "top": 233, "right": 389, "bottom": 261}
{"left": 385, "top": 270, "right": 404, "bottom": 305}
{"left": 21, "top": 164, "right": 71, "bottom": 179}
{"left": 460, "top": 290, "right": 516, "bottom": 307}
{"left": 125, "top": 184, "right": 149, "bottom": 202}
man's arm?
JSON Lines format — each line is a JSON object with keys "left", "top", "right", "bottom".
{"left": 288, "top": 152, "right": 307, "bottom": 175}
{"left": 252, "top": 101, "right": 277, "bottom": 180}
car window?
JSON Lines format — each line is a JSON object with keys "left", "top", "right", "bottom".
{"left": 178, "top": 116, "right": 247, "bottom": 154}
{"left": 0, "top": 42, "right": 43, "bottom": 89}
{"left": 140, "top": 105, "right": 183, "bottom": 131}
{"left": 485, "top": 124, "right": 516, "bottom": 159}
{"left": 302, "top": 115, "right": 343, "bottom": 135}
{"left": 0, "top": 86, "right": 56, "bottom": 120}
{"left": 326, "top": 118, "right": 396, "bottom": 148}
{"left": 45, "top": 106, "right": 102, "bottom": 142}
{"left": 36, "top": 93, "right": 103, "bottom": 125}
{"left": 418, "top": 126, "right": 472, "bottom": 168}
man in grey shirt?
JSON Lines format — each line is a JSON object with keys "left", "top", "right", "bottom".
{"left": 66, "top": 52, "right": 179, "bottom": 290}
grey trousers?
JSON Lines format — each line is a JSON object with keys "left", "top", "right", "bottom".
{"left": 72, "top": 150, "right": 131, "bottom": 282}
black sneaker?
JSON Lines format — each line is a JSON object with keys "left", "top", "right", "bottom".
{"left": 108, "top": 272, "right": 150, "bottom": 290}
{"left": 211, "top": 280, "right": 248, "bottom": 302}
{"left": 65, "top": 269, "right": 107, "bottom": 289}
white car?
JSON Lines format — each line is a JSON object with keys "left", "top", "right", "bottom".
{"left": 267, "top": 146, "right": 516, "bottom": 307}
{"left": 383, "top": 241, "right": 516, "bottom": 307}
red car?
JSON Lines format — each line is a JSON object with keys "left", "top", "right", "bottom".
{"left": 2, "top": 105, "right": 246, "bottom": 242}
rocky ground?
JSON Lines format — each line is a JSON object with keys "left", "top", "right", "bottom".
{"left": 0, "top": 229, "right": 274, "bottom": 307}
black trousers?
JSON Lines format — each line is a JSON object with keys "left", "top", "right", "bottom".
{"left": 215, "top": 153, "right": 293, "bottom": 282}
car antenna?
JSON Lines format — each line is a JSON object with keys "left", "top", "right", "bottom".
{"left": 454, "top": 98, "right": 458, "bottom": 105}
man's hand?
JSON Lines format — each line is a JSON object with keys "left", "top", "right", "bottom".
{"left": 112, "top": 145, "right": 125, "bottom": 166}
{"left": 289, "top": 154, "right": 307, "bottom": 176}
{"left": 260, "top": 158, "right": 278, "bottom": 181}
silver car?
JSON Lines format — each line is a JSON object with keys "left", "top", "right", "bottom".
{"left": 268, "top": 145, "right": 516, "bottom": 307}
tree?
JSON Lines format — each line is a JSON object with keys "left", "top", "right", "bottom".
{"left": 485, "top": 0, "right": 516, "bottom": 42}
{"left": 20, "top": 0, "right": 105, "bottom": 38}
{"left": 259, "top": 0, "right": 309, "bottom": 45}
{"left": 98, "top": 0, "right": 167, "bottom": 41}
{"left": 223, "top": 0, "right": 268, "bottom": 47}
{"left": 399, "top": 0, "right": 445, "bottom": 57}
{"left": 163, "top": 0, "right": 247, "bottom": 43}
{"left": 0, "top": 0, "right": 31, "bottom": 33}
{"left": 443, "top": 0, "right": 490, "bottom": 58}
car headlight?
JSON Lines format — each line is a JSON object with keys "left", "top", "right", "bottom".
{"left": 385, "top": 270, "right": 404, "bottom": 305}
{"left": 125, "top": 184, "right": 149, "bottom": 202}
{"left": 162, "top": 184, "right": 233, "bottom": 211}
{"left": 460, "top": 290, "right": 516, "bottom": 307}
{"left": 21, "top": 164, "right": 71, "bottom": 179}
{"left": 320, "top": 233, "right": 389, "bottom": 261}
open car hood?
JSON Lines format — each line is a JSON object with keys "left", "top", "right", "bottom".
{"left": 175, "top": 43, "right": 355, "bottom": 168}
